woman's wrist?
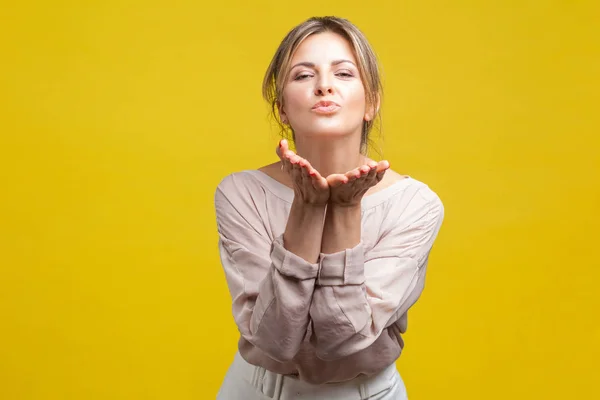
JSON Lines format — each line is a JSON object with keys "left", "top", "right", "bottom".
{"left": 325, "top": 202, "right": 361, "bottom": 225}
{"left": 283, "top": 199, "right": 327, "bottom": 263}
{"left": 292, "top": 196, "right": 328, "bottom": 211}
{"left": 293, "top": 187, "right": 330, "bottom": 206}
{"left": 320, "top": 202, "right": 362, "bottom": 254}
{"left": 328, "top": 201, "right": 362, "bottom": 210}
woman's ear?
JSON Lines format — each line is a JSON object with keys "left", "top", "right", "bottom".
{"left": 364, "top": 94, "right": 380, "bottom": 122}
{"left": 277, "top": 99, "right": 288, "bottom": 124}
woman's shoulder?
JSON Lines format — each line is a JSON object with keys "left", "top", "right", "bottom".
{"left": 365, "top": 168, "right": 443, "bottom": 223}
{"left": 365, "top": 165, "right": 438, "bottom": 201}
{"left": 214, "top": 166, "right": 294, "bottom": 230}
{"left": 215, "top": 164, "right": 291, "bottom": 205}
{"left": 367, "top": 168, "right": 409, "bottom": 194}
{"left": 215, "top": 169, "right": 263, "bottom": 198}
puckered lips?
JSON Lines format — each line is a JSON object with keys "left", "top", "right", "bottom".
{"left": 311, "top": 100, "right": 341, "bottom": 115}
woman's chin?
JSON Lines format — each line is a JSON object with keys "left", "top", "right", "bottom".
{"left": 296, "top": 124, "right": 359, "bottom": 139}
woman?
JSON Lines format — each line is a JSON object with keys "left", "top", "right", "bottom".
{"left": 215, "top": 16, "right": 444, "bottom": 400}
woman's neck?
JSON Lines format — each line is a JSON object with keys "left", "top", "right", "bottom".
{"left": 293, "top": 134, "right": 367, "bottom": 178}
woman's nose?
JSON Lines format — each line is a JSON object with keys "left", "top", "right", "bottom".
{"left": 314, "top": 79, "right": 334, "bottom": 96}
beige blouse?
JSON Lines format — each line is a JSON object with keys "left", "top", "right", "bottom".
{"left": 214, "top": 169, "right": 444, "bottom": 384}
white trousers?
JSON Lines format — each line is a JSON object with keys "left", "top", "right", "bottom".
{"left": 216, "top": 352, "right": 409, "bottom": 400}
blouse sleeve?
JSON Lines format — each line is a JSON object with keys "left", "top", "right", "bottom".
{"left": 215, "top": 174, "right": 319, "bottom": 362}
{"left": 309, "top": 189, "right": 444, "bottom": 361}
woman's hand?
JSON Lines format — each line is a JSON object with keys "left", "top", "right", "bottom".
{"left": 326, "top": 160, "right": 390, "bottom": 207}
{"left": 276, "top": 140, "right": 330, "bottom": 205}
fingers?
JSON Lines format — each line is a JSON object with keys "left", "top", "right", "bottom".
{"left": 327, "top": 173, "right": 349, "bottom": 188}
{"left": 376, "top": 160, "right": 390, "bottom": 181}
{"left": 359, "top": 164, "right": 372, "bottom": 179}
{"left": 376, "top": 160, "right": 390, "bottom": 173}
{"left": 310, "top": 173, "right": 329, "bottom": 191}
{"left": 290, "top": 159, "right": 301, "bottom": 171}
{"left": 366, "top": 161, "right": 378, "bottom": 180}
{"left": 276, "top": 139, "right": 288, "bottom": 158}
{"left": 308, "top": 166, "right": 322, "bottom": 179}
{"left": 341, "top": 160, "right": 389, "bottom": 189}
{"left": 292, "top": 154, "right": 323, "bottom": 192}
{"left": 289, "top": 154, "right": 303, "bottom": 180}
{"left": 277, "top": 140, "right": 296, "bottom": 174}
{"left": 277, "top": 144, "right": 328, "bottom": 199}
{"left": 307, "top": 165, "right": 328, "bottom": 190}
{"left": 344, "top": 164, "right": 371, "bottom": 185}
{"left": 275, "top": 141, "right": 392, "bottom": 197}
{"left": 357, "top": 160, "right": 389, "bottom": 182}
{"left": 298, "top": 158, "right": 310, "bottom": 178}
{"left": 278, "top": 141, "right": 320, "bottom": 180}
{"left": 281, "top": 152, "right": 293, "bottom": 173}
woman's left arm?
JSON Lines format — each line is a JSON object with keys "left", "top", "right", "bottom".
{"left": 309, "top": 188, "right": 444, "bottom": 361}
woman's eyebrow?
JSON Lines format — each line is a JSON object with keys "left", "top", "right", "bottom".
{"left": 290, "top": 59, "right": 357, "bottom": 70}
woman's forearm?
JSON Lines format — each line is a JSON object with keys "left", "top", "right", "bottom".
{"left": 320, "top": 204, "right": 362, "bottom": 254}
{"left": 283, "top": 199, "right": 327, "bottom": 263}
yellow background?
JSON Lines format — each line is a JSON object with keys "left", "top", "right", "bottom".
{"left": 1, "top": 1, "right": 598, "bottom": 399}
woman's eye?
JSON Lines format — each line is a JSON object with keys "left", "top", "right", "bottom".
{"left": 294, "top": 73, "right": 312, "bottom": 80}
{"left": 337, "top": 71, "right": 354, "bottom": 78}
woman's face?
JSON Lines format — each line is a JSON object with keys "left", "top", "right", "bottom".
{"left": 279, "top": 32, "right": 372, "bottom": 141}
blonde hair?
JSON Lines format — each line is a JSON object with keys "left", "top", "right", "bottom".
{"left": 262, "top": 16, "right": 383, "bottom": 155}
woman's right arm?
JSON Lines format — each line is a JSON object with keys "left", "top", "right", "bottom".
{"left": 215, "top": 166, "right": 327, "bottom": 362}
